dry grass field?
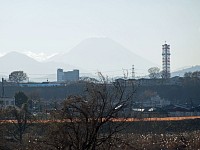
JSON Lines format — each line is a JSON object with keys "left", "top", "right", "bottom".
{"left": 108, "top": 131, "right": 200, "bottom": 150}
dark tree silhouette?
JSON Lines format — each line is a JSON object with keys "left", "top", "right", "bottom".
{"left": 8, "top": 104, "right": 33, "bottom": 145}
{"left": 43, "top": 76, "right": 136, "bottom": 150}
{"left": 9, "top": 71, "right": 27, "bottom": 83}
{"left": 148, "top": 67, "right": 160, "bottom": 79}
{"left": 15, "top": 91, "right": 28, "bottom": 108}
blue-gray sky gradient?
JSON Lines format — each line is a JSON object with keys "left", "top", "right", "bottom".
{"left": 0, "top": 0, "right": 200, "bottom": 71}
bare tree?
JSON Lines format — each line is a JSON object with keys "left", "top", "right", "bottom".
{"left": 148, "top": 67, "right": 160, "bottom": 79}
{"left": 8, "top": 104, "right": 33, "bottom": 145}
{"left": 43, "top": 77, "right": 136, "bottom": 150}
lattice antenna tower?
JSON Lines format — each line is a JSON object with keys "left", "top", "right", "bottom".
{"left": 132, "top": 65, "right": 135, "bottom": 79}
{"left": 162, "top": 41, "right": 171, "bottom": 78}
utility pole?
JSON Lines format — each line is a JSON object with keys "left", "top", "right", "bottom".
{"left": 2, "top": 78, "right": 5, "bottom": 98}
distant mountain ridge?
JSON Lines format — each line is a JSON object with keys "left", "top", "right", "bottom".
{"left": 0, "top": 38, "right": 199, "bottom": 81}
{"left": 171, "top": 65, "right": 200, "bottom": 77}
{"left": 50, "top": 37, "right": 158, "bottom": 77}
{"left": 0, "top": 51, "right": 77, "bottom": 82}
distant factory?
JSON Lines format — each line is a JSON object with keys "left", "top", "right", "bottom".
{"left": 57, "top": 68, "right": 79, "bottom": 82}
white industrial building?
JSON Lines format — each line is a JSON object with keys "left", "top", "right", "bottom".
{"left": 57, "top": 68, "right": 79, "bottom": 82}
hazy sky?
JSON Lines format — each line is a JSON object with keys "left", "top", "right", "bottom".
{"left": 0, "top": 0, "right": 200, "bottom": 71}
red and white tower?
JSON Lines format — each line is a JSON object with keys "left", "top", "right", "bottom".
{"left": 162, "top": 42, "right": 170, "bottom": 78}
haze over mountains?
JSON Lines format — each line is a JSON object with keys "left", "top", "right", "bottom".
{"left": 0, "top": 37, "right": 199, "bottom": 81}
{"left": 0, "top": 52, "right": 76, "bottom": 82}
{"left": 171, "top": 65, "right": 200, "bottom": 77}
{"left": 50, "top": 38, "right": 157, "bottom": 77}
